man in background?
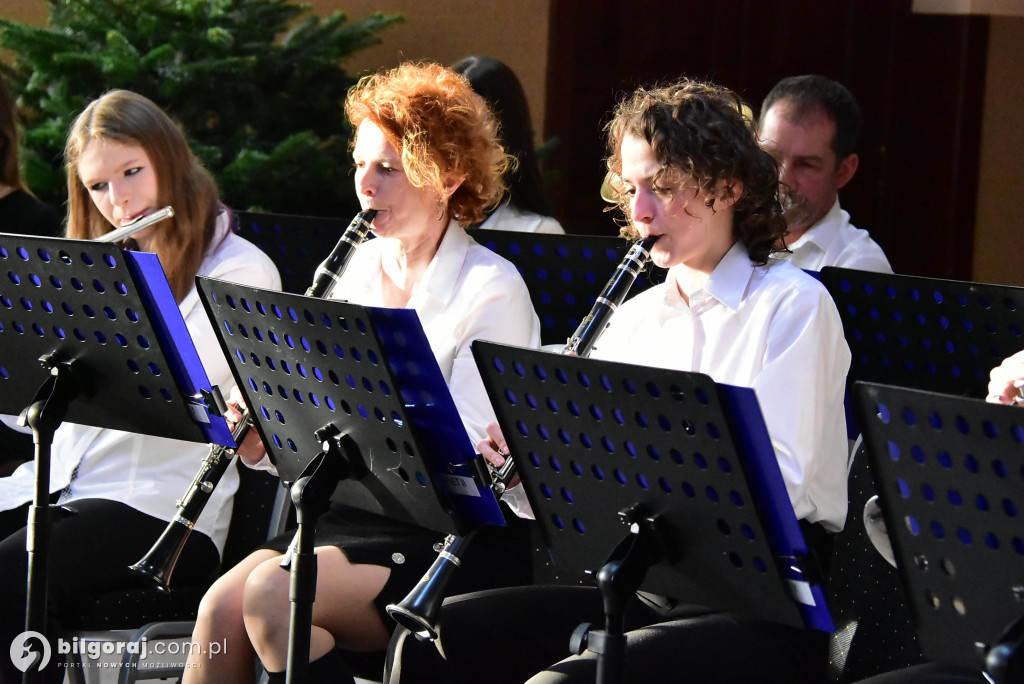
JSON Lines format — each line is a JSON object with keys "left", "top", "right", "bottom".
{"left": 759, "top": 74, "right": 892, "bottom": 273}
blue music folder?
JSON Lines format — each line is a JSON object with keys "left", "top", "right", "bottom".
{"left": 125, "top": 250, "right": 233, "bottom": 446}
{"left": 718, "top": 383, "right": 834, "bottom": 633}
{"left": 364, "top": 307, "right": 506, "bottom": 528}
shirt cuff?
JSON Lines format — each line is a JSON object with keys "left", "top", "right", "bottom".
{"left": 500, "top": 483, "right": 535, "bottom": 520}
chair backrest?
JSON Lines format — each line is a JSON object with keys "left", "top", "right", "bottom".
{"left": 825, "top": 440, "right": 925, "bottom": 683}
{"left": 62, "top": 459, "right": 284, "bottom": 630}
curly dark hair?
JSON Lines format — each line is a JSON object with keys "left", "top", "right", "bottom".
{"left": 605, "top": 78, "right": 787, "bottom": 265}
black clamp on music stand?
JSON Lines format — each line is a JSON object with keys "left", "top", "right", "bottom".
{"left": 196, "top": 276, "right": 505, "bottom": 683}
{"left": 473, "top": 341, "right": 833, "bottom": 684}
{"left": 467, "top": 229, "right": 665, "bottom": 346}
{"left": 0, "top": 233, "right": 234, "bottom": 684}
{"left": 855, "top": 381, "right": 1024, "bottom": 683}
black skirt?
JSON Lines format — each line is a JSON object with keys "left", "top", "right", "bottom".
{"left": 261, "top": 502, "right": 534, "bottom": 624}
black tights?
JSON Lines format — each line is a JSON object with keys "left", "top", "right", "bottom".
{"left": 0, "top": 498, "right": 218, "bottom": 684}
{"left": 265, "top": 649, "right": 356, "bottom": 684}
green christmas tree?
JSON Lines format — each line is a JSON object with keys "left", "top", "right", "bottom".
{"left": 0, "top": 0, "right": 402, "bottom": 216}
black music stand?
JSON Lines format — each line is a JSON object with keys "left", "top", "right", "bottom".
{"left": 0, "top": 233, "right": 233, "bottom": 684}
{"left": 473, "top": 341, "right": 833, "bottom": 684}
{"left": 196, "top": 276, "right": 505, "bottom": 683}
{"left": 854, "top": 381, "right": 1024, "bottom": 683}
{"left": 821, "top": 267, "right": 1024, "bottom": 398}
{"left": 467, "top": 229, "right": 665, "bottom": 346}
{"left": 234, "top": 211, "right": 351, "bottom": 295}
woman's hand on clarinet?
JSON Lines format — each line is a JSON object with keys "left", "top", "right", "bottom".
{"left": 987, "top": 349, "right": 1024, "bottom": 406}
{"left": 225, "top": 387, "right": 269, "bottom": 467}
{"left": 477, "top": 421, "right": 520, "bottom": 489}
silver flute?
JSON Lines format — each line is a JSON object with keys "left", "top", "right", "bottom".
{"left": 94, "top": 206, "right": 175, "bottom": 243}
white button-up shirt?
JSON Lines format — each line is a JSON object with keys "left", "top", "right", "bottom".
{"left": 777, "top": 199, "right": 892, "bottom": 274}
{"left": 333, "top": 221, "right": 541, "bottom": 447}
{"left": 0, "top": 216, "right": 281, "bottom": 555}
{"left": 590, "top": 242, "right": 851, "bottom": 531}
{"left": 476, "top": 202, "right": 565, "bottom": 234}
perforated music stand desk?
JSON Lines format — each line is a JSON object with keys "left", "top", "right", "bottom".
{"left": 0, "top": 233, "right": 233, "bottom": 683}
{"left": 467, "top": 229, "right": 665, "bottom": 347}
{"left": 854, "top": 381, "right": 1024, "bottom": 678}
{"left": 195, "top": 276, "right": 505, "bottom": 535}
{"left": 821, "top": 267, "right": 1024, "bottom": 398}
{"left": 473, "top": 341, "right": 833, "bottom": 670}
{"left": 234, "top": 212, "right": 348, "bottom": 296}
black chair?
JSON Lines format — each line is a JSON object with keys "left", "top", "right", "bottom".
{"left": 825, "top": 438, "right": 925, "bottom": 683}
{"left": 59, "top": 460, "right": 287, "bottom": 683}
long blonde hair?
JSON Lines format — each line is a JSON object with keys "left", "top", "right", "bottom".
{"left": 65, "top": 90, "right": 222, "bottom": 302}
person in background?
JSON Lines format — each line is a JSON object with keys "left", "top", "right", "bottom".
{"left": 0, "top": 89, "right": 280, "bottom": 684}
{"left": 183, "top": 62, "right": 540, "bottom": 684}
{"left": 758, "top": 74, "right": 892, "bottom": 273}
{"left": 451, "top": 55, "right": 565, "bottom": 234}
{"left": 0, "top": 76, "right": 64, "bottom": 478}
{"left": 0, "top": 76, "right": 61, "bottom": 239}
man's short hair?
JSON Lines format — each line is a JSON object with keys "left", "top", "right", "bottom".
{"left": 760, "top": 75, "right": 862, "bottom": 161}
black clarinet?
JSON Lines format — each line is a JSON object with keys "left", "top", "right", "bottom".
{"left": 129, "top": 413, "right": 252, "bottom": 590}
{"left": 130, "top": 209, "right": 377, "bottom": 591}
{"left": 387, "top": 235, "right": 659, "bottom": 640}
{"left": 563, "top": 236, "right": 659, "bottom": 357}
{"left": 306, "top": 210, "right": 377, "bottom": 299}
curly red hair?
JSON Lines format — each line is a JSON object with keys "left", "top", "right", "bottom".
{"left": 345, "top": 62, "right": 512, "bottom": 226}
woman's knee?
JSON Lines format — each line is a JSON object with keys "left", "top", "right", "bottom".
{"left": 195, "top": 572, "right": 247, "bottom": 632}
{"left": 194, "top": 549, "right": 279, "bottom": 630}
{"left": 242, "top": 558, "right": 291, "bottom": 631}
